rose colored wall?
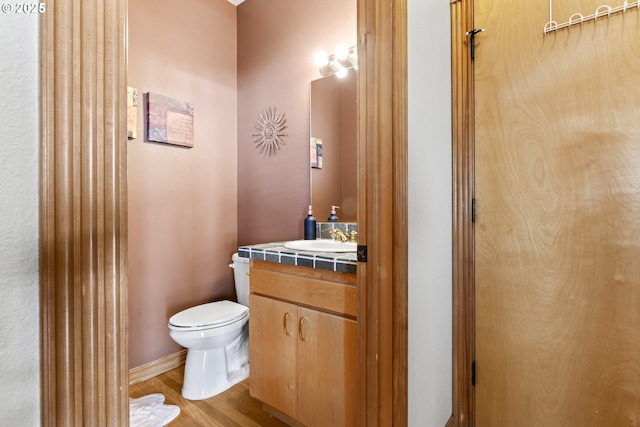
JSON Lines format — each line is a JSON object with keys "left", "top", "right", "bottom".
{"left": 237, "top": 0, "right": 357, "bottom": 245}
{"left": 128, "top": 0, "right": 238, "bottom": 368}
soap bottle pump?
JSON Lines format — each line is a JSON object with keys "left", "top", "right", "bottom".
{"left": 304, "top": 205, "right": 316, "bottom": 240}
{"left": 327, "top": 205, "right": 340, "bottom": 222}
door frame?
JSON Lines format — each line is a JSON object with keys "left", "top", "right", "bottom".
{"left": 39, "top": 1, "right": 129, "bottom": 425}
{"left": 40, "top": 0, "right": 409, "bottom": 426}
{"left": 357, "top": 0, "right": 408, "bottom": 426}
{"left": 451, "top": 0, "right": 476, "bottom": 426}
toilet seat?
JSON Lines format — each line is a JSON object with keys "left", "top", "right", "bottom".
{"left": 168, "top": 300, "right": 248, "bottom": 331}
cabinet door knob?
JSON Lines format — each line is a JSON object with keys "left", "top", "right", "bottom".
{"left": 298, "top": 317, "right": 307, "bottom": 341}
{"left": 283, "top": 312, "right": 293, "bottom": 336}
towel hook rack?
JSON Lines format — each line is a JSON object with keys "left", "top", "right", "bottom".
{"left": 544, "top": 0, "right": 639, "bottom": 34}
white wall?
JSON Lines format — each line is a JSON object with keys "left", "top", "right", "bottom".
{"left": 0, "top": 12, "right": 40, "bottom": 427}
{"left": 408, "top": 1, "right": 453, "bottom": 426}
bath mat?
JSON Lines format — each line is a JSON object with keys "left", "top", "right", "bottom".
{"left": 130, "top": 393, "right": 180, "bottom": 427}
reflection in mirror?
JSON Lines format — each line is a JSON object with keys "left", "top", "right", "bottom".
{"left": 310, "top": 68, "right": 357, "bottom": 221}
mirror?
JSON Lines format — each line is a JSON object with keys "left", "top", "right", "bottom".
{"left": 309, "top": 68, "right": 357, "bottom": 221}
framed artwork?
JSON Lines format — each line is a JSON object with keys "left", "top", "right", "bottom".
{"left": 127, "top": 86, "right": 138, "bottom": 140}
{"left": 310, "top": 137, "right": 323, "bottom": 168}
{"left": 147, "top": 92, "right": 194, "bottom": 148}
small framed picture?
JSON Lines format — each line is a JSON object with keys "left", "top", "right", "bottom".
{"left": 147, "top": 92, "right": 195, "bottom": 148}
{"left": 310, "top": 137, "right": 323, "bottom": 168}
{"left": 127, "top": 86, "right": 138, "bottom": 140}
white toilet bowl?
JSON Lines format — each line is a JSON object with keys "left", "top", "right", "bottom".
{"left": 167, "top": 254, "right": 251, "bottom": 400}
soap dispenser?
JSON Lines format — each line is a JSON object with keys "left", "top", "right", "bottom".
{"left": 304, "top": 205, "right": 316, "bottom": 240}
{"left": 327, "top": 205, "right": 340, "bottom": 222}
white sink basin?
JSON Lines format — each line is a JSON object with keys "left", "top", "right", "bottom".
{"left": 283, "top": 239, "right": 356, "bottom": 253}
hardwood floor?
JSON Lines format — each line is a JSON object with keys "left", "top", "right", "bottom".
{"left": 129, "top": 366, "right": 290, "bottom": 427}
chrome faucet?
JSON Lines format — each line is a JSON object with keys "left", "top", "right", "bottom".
{"left": 330, "top": 229, "right": 349, "bottom": 242}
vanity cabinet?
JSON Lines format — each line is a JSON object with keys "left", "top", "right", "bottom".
{"left": 248, "top": 260, "right": 357, "bottom": 427}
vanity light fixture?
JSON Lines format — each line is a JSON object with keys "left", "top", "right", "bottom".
{"left": 314, "top": 44, "right": 357, "bottom": 78}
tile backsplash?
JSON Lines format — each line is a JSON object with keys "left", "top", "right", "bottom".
{"left": 316, "top": 221, "right": 358, "bottom": 240}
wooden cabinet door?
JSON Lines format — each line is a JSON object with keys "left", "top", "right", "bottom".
{"left": 249, "top": 294, "right": 298, "bottom": 419}
{"left": 297, "top": 307, "right": 357, "bottom": 427}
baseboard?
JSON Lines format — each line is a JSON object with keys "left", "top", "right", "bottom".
{"left": 129, "top": 349, "right": 187, "bottom": 386}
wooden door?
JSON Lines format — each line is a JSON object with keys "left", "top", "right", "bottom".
{"left": 249, "top": 294, "right": 298, "bottom": 419}
{"left": 474, "top": 1, "right": 640, "bottom": 425}
{"left": 297, "top": 307, "right": 358, "bottom": 427}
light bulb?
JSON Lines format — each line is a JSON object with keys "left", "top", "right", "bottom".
{"left": 335, "top": 68, "right": 348, "bottom": 78}
{"left": 313, "top": 51, "right": 329, "bottom": 67}
{"left": 335, "top": 44, "right": 350, "bottom": 61}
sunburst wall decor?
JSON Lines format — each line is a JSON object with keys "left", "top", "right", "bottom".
{"left": 253, "top": 106, "right": 288, "bottom": 156}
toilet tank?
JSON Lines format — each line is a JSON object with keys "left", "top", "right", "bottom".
{"left": 231, "top": 253, "right": 250, "bottom": 306}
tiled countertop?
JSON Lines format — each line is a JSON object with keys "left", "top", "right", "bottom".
{"left": 238, "top": 241, "right": 357, "bottom": 274}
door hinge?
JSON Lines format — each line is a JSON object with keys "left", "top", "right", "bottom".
{"left": 472, "top": 360, "right": 476, "bottom": 386}
{"left": 472, "top": 198, "right": 476, "bottom": 223}
{"left": 357, "top": 245, "right": 368, "bottom": 263}
{"left": 465, "top": 28, "right": 485, "bottom": 60}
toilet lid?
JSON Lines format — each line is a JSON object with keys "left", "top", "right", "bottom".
{"left": 169, "top": 300, "right": 248, "bottom": 330}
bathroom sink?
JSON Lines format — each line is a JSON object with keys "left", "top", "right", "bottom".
{"left": 283, "top": 239, "right": 357, "bottom": 253}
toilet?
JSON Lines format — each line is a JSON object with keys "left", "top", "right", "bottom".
{"left": 168, "top": 253, "right": 251, "bottom": 400}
